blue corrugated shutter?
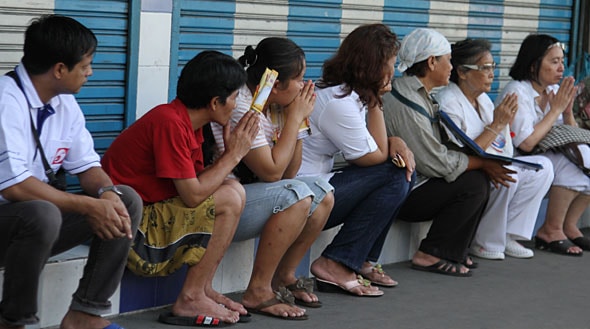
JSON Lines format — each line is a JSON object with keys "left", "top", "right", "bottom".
{"left": 55, "top": 0, "right": 133, "bottom": 154}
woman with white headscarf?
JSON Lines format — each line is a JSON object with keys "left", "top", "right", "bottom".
{"left": 382, "top": 28, "right": 514, "bottom": 276}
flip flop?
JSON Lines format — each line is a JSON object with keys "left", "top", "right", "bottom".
{"left": 315, "top": 275, "right": 384, "bottom": 297}
{"left": 238, "top": 313, "right": 251, "bottom": 323}
{"left": 411, "top": 259, "right": 472, "bottom": 277}
{"left": 157, "top": 311, "right": 230, "bottom": 327}
{"left": 535, "top": 236, "right": 583, "bottom": 257}
{"left": 245, "top": 296, "right": 308, "bottom": 321}
{"left": 104, "top": 324, "right": 125, "bottom": 329}
{"left": 285, "top": 278, "right": 322, "bottom": 308}
{"left": 570, "top": 236, "right": 590, "bottom": 251}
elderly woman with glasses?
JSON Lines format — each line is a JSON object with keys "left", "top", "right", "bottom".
{"left": 382, "top": 29, "right": 513, "bottom": 276}
{"left": 436, "top": 39, "right": 553, "bottom": 260}
{"left": 496, "top": 34, "right": 590, "bottom": 256}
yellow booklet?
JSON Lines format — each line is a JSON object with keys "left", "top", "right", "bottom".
{"left": 250, "top": 68, "right": 311, "bottom": 144}
{"left": 250, "top": 68, "right": 278, "bottom": 113}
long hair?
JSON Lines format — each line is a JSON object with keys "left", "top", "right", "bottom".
{"left": 509, "top": 34, "right": 560, "bottom": 82}
{"left": 318, "top": 23, "right": 400, "bottom": 109}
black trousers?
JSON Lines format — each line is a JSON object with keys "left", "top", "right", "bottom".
{"left": 0, "top": 185, "right": 142, "bottom": 326}
{"left": 398, "top": 170, "right": 489, "bottom": 262}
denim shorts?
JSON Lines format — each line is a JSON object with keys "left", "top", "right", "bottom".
{"left": 232, "top": 176, "right": 333, "bottom": 242}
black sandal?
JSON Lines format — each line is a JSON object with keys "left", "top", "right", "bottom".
{"left": 462, "top": 256, "right": 478, "bottom": 269}
{"left": 535, "top": 236, "right": 583, "bottom": 256}
{"left": 411, "top": 259, "right": 472, "bottom": 277}
{"left": 570, "top": 236, "right": 590, "bottom": 251}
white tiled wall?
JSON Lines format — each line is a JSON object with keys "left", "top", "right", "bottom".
{"left": 135, "top": 11, "right": 172, "bottom": 119}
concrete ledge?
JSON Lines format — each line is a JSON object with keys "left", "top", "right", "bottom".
{"left": 4, "top": 199, "right": 590, "bottom": 328}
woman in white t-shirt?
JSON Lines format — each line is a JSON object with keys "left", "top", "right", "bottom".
{"left": 299, "top": 24, "right": 414, "bottom": 294}
{"left": 437, "top": 39, "right": 553, "bottom": 260}
{"left": 497, "top": 34, "right": 590, "bottom": 256}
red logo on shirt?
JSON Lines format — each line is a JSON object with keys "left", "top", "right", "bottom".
{"left": 52, "top": 148, "right": 69, "bottom": 164}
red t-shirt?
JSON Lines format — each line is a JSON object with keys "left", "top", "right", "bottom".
{"left": 102, "top": 99, "right": 204, "bottom": 203}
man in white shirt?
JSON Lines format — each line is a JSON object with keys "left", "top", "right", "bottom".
{"left": 0, "top": 15, "right": 141, "bottom": 329}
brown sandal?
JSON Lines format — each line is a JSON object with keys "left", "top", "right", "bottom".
{"left": 245, "top": 288, "right": 308, "bottom": 321}
{"left": 285, "top": 277, "right": 322, "bottom": 308}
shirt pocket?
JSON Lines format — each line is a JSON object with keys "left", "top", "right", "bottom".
{"left": 44, "top": 139, "right": 72, "bottom": 171}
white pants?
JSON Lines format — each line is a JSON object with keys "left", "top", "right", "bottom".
{"left": 473, "top": 155, "right": 554, "bottom": 252}
{"left": 544, "top": 149, "right": 590, "bottom": 194}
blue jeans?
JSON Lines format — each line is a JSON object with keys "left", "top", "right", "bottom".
{"left": 322, "top": 161, "right": 413, "bottom": 272}
{"left": 0, "top": 185, "right": 142, "bottom": 326}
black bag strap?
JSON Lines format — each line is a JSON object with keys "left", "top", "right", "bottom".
{"left": 390, "top": 87, "right": 439, "bottom": 123}
{"left": 5, "top": 70, "right": 61, "bottom": 184}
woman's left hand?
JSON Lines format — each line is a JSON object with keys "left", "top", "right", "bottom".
{"left": 388, "top": 136, "right": 415, "bottom": 182}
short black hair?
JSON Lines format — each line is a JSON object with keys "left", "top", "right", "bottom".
{"left": 22, "top": 14, "right": 97, "bottom": 75}
{"left": 450, "top": 39, "right": 492, "bottom": 83}
{"left": 176, "top": 50, "right": 247, "bottom": 109}
{"left": 509, "top": 34, "right": 560, "bottom": 82}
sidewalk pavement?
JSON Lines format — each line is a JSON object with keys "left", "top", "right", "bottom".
{"left": 108, "top": 239, "right": 590, "bottom": 329}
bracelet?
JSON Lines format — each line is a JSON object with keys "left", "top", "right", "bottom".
{"left": 484, "top": 125, "right": 499, "bottom": 136}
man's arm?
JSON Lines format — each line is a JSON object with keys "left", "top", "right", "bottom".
{"left": 175, "top": 111, "right": 260, "bottom": 208}
{"left": 1, "top": 167, "right": 132, "bottom": 240}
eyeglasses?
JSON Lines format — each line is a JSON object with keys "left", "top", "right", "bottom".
{"left": 547, "top": 42, "right": 566, "bottom": 51}
{"left": 461, "top": 62, "right": 496, "bottom": 73}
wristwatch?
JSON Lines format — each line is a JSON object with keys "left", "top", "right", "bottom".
{"left": 98, "top": 185, "right": 123, "bottom": 197}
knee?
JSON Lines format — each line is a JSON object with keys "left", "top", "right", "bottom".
{"left": 117, "top": 185, "right": 143, "bottom": 227}
{"left": 538, "top": 158, "right": 555, "bottom": 184}
{"left": 320, "top": 191, "right": 335, "bottom": 212}
{"left": 214, "top": 181, "right": 246, "bottom": 217}
{"left": 21, "top": 201, "right": 61, "bottom": 247}
{"left": 293, "top": 195, "right": 313, "bottom": 215}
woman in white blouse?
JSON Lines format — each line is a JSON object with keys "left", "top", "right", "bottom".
{"left": 497, "top": 34, "right": 590, "bottom": 256}
{"left": 437, "top": 38, "right": 553, "bottom": 260}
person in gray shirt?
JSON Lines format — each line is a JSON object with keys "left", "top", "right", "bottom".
{"left": 382, "top": 28, "right": 513, "bottom": 277}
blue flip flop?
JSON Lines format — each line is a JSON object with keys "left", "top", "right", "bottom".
{"left": 104, "top": 324, "right": 125, "bottom": 329}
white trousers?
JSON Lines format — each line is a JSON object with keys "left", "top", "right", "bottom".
{"left": 473, "top": 155, "right": 554, "bottom": 252}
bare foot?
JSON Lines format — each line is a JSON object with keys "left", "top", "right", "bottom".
{"left": 411, "top": 251, "right": 469, "bottom": 275}
{"left": 205, "top": 287, "right": 247, "bottom": 315}
{"left": 242, "top": 287, "right": 306, "bottom": 319}
{"left": 172, "top": 292, "right": 239, "bottom": 324}
{"left": 60, "top": 310, "right": 109, "bottom": 329}
{"left": 359, "top": 262, "right": 398, "bottom": 287}
{"left": 310, "top": 256, "right": 381, "bottom": 295}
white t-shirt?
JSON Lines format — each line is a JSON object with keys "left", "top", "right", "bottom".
{"left": 0, "top": 64, "right": 100, "bottom": 203}
{"left": 498, "top": 79, "right": 590, "bottom": 192}
{"left": 298, "top": 84, "right": 378, "bottom": 179}
{"left": 437, "top": 82, "right": 513, "bottom": 157}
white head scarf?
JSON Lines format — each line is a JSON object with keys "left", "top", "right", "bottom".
{"left": 397, "top": 28, "right": 451, "bottom": 73}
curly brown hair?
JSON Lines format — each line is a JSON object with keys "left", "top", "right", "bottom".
{"left": 317, "top": 23, "right": 400, "bottom": 109}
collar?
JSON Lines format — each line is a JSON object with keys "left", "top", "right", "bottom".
{"left": 15, "top": 63, "right": 61, "bottom": 110}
